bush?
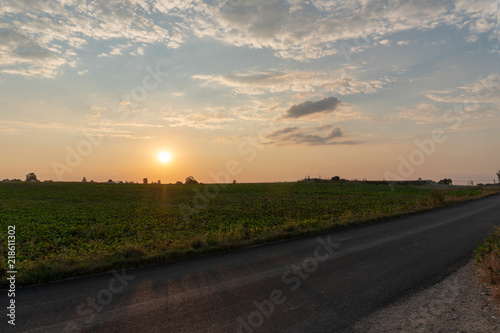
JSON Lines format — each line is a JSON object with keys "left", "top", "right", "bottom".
{"left": 185, "top": 176, "right": 199, "bottom": 185}
{"left": 438, "top": 178, "right": 452, "bottom": 185}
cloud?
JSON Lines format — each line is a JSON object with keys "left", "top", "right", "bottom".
{"left": 0, "top": 119, "right": 159, "bottom": 139}
{"left": 396, "top": 103, "right": 443, "bottom": 124}
{"left": 262, "top": 124, "right": 361, "bottom": 146}
{"left": 396, "top": 40, "right": 411, "bottom": 46}
{"left": 425, "top": 73, "right": 500, "bottom": 105}
{"left": 0, "top": 0, "right": 172, "bottom": 77}
{"left": 394, "top": 75, "right": 500, "bottom": 126}
{"left": 193, "top": 70, "right": 394, "bottom": 95}
{"left": 182, "top": 0, "right": 498, "bottom": 60}
{"left": 163, "top": 109, "right": 236, "bottom": 129}
{"left": 283, "top": 97, "right": 341, "bottom": 118}
{"left": 0, "top": 28, "right": 71, "bottom": 78}
{"left": 1, "top": 0, "right": 496, "bottom": 77}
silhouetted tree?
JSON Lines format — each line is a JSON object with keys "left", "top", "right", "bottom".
{"left": 176, "top": 181, "right": 183, "bottom": 185}
{"left": 497, "top": 170, "right": 500, "bottom": 183}
{"left": 143, "top": 178, "right": 148, "bottom": 184}
{"left": 107, "top": 179, "right": 113, "bottom": 183}
{"left": 185, "top": 176, "right": 198, "bottom": 184}
{"left": 82, "top": 177, "right": 87, "bottom": 183}
{"left": 331, "top": 176, "right": 340, "bottom": 182}
{"left": 438, "top": 178, "right": 452, "bottom": 185}
{"left": 25, "top": 172, "right": 38, "bottom": 182}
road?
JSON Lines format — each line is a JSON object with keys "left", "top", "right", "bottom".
{"left": 3, "top": 194, "right": 500, "bottom": 332}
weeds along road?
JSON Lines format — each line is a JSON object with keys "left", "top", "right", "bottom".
{"left": 4, "top": 194, "right": 500, "bottom": 333}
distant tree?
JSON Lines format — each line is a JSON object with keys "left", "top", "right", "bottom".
{"left": 438, "top": 178, "right": 452, "bottom": 185}
{"left": 331, "top": 176, "right": 340, "bottom": 182}
{"left": 232, "top": 179, "right": 237, "bottom": 184}
{"left": 25, "top": 172, "right": 38, "bottom": 182}
{"left": 107, "top": 179, "right": 113, "bottom": 183}
{"left": 497, "top": 170, "right": 500, "bottom": 183}
{"left": 185, "top": 176, "right": 199, "bottom": 184}
{"left": 82, "top": 177, "right": 87, "bottom": 183}
{"left": 158, "top": 180, "right": 161, "bottom": 185}
{"left": 176, "top": 181, "right": 183, "bottom": 185}
{"left": 143, "top": 178, "right": 148, "bottom": 184}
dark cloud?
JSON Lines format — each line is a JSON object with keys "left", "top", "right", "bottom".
{"left": 283, "top": 97, "right": 341, "bottom": 118}
{"left": 265, "top": 126, "right": 299, "bottom": 138}
{"left": 263, "top": 126, "right": 362, "bottom": 146}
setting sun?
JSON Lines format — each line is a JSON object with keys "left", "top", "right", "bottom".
{"left": 157, "top": 151, "right": 172, "bottom": 163}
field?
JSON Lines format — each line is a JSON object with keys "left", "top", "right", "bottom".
{"left": 1, "top": 181, "right": 499, "bottom": 288}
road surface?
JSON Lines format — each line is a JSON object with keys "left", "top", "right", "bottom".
{"left": 2, "top": 194, "right": 500, "bottom": 332}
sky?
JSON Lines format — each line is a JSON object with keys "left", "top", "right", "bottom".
{"left": 0, "top": 0, "right": 499, "bottom": 184}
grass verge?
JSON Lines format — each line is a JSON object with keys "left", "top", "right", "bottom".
{"left": 474, "top": 226, "right": 500, "bottom": 302}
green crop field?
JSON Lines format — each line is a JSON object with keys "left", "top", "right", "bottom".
{"left": 1, "top": 181, "right": 499, "bottom": 288}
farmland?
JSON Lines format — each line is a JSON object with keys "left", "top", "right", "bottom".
{"left": 1, "top": 181, "right": 499, "bottom": 288}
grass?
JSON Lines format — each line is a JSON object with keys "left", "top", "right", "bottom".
{"left": 1, "top": 181, "right": 499, "bottom": 289}
{"left": 474, "top": 226, "right": 500, "bottom": 302}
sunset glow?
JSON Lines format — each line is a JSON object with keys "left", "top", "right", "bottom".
{"left": 0, "top": 1, "right": 498, "bottom": 185}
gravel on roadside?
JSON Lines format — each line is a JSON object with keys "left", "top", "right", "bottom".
{"left": 347, "top": 260, "right": 500, "bottom": 333}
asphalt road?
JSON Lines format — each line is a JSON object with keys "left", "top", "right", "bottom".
{"left": 3, "top": 194, "right": 500, "bottom": 333}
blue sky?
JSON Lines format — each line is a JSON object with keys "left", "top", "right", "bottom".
{"left": 0, "top": 0, "right": 499, "bottom": 184}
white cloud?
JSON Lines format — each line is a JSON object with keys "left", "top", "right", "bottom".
{"left": 425, "top": 73, "right": 500, "bottom": 105}
{"left": 394, "top": 75, "right": 500, "bottom": 126}
{"left": 0, "top": 119, "right": 159, "bottom": 139}
{"left": 396, "top": 40, "right": 411, "bottom": 46}
{"left": 0, "top": 0, "right": 496, "bottom": 77}
{"left": 163, "top": 108, "right": 236, "bottom": 129}
{"left": 396, "top": 103, "right": 443, "bottom": 124}
{"left": 193, "top": 69, "right": 395, "bottom": 95}
{"left": 0, "top": 0, "right": 172, "bottom": 77}
{"left": 179, "top": 0, "right": 498, "bottom": 60}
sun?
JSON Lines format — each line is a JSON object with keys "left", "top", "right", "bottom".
{"left": 157, "top": 151, "right": 172, "bottom": 163}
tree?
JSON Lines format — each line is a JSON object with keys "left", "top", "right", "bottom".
{"left": 143, "top": 178, "right": 148, "bottom": 184}
{"left": 497, "top": 170, "right": 500, "bottom": 183}
{"left": 25, "top": 172, "right": 38, "bottom": 182}
{"left": 185, "top": 176, "right": 199, "bottom": 184}
{"left": 331, "top": 176, "right": 340, "bottom": 182}
{"left": 176, "top": 181, "right": 183, "bottom": 185}
{"left": 438, "top": 178, "right": 452, "bottom": 185}
{"left": 107, "top": 179, "right": 113, "bottom": 183}
{"left": 82, "top": 177, "right": 87, "bottom": 183}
